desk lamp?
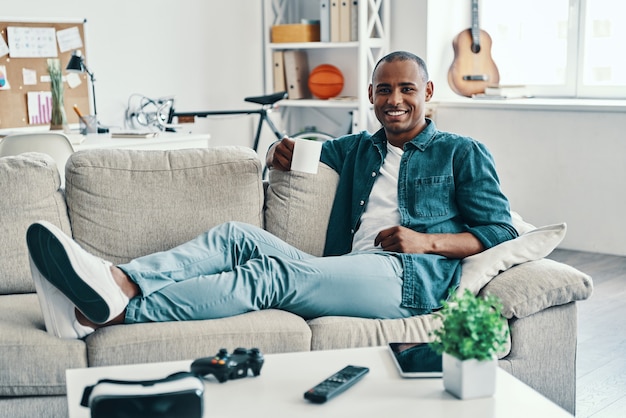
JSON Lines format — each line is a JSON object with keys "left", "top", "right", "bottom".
{"left": 66, "top": 50, "right": 108, "bottom": 133}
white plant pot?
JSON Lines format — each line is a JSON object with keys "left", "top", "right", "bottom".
{"left": 442, "top": 352, "right": 497, "bottom": 399}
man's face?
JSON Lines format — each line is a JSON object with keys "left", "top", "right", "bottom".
{"left": 368, "top": 59, "right": 433, "bottom": 145}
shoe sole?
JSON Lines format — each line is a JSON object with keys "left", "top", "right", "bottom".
{"left": 30, "top": 259, "right": 68, "bottom": 338}
{"left": 30, "top": 258, "right": 88, "bottom": 339}
{"left": 26, "top": 223, "right": 111, "bottom": 324}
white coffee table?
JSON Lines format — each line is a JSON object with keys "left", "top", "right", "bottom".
{"left": 66, "top": 346, "right": 572, "bottom": 417}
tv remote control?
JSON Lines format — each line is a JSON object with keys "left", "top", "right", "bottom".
{"left": 304, "top": 365, "right": 369, "bottom": 403}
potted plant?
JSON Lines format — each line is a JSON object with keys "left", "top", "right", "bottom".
{"left": 430, "top": 289, "right": 509, "bottom": 399}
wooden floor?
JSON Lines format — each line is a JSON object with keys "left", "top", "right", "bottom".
{"left": 547, "top": 249, "right": 626, "bottom": 417}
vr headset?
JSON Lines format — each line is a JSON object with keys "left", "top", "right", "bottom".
{"left": 80, "top": 371, "right": 203, "bottom": 418}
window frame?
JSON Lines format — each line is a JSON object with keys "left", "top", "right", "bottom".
{"left": 481, "top": 0, "right": 626, "bottom": 99}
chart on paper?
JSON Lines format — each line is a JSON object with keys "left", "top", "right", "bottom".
{"left": 27, "top": 91, "right": 53, "bottom": 125}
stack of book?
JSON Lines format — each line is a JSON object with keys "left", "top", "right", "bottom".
{"left": 472, "top": 85, "right": 532, "bottom": 99}
{"left": 272, "top": 50, "right": 311, "bottom": 99}
{"left": 320, "top": 0, "right": 359, "bottom": 43}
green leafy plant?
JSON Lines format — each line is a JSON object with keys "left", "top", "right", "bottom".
{"left": 430, "top": 289, "right": 509, "bottom": 361}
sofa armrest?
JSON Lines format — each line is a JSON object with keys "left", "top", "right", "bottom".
{"left": 480, "top": 258, "right": 593, "bottom": 319}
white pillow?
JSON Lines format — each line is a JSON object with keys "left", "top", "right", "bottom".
{"left": 510, "top": 210, "right": 537, "bottom": 234}
{"left": 459, "top": 223, "right": 567, "bottom": 294}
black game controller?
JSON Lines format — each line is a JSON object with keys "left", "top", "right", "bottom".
{"left": 190, "top": 347, "right": 264, "bottom": 383}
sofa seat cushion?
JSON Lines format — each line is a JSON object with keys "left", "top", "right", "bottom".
{"left": 0, "top": 294, "right": 87, "bottom": 396}
{"left": 0, "top": 153, "right": 71, "bottom": 294}
{"left": 66, "top": 147, "right": 264, "bottom": 265}
{"left": 307, "top": 314, "right": 512, "bottom": 359}
{"left": 85, "top": 309, "right": 312, "bottom": 367}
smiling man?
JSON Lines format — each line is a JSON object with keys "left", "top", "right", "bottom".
{"left": 26, "top": 51, "right": 517, "bottom": 340}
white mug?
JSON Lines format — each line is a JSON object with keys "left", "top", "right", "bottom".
{"left": 291, "top": 137, "right": 323, "bottom": 174}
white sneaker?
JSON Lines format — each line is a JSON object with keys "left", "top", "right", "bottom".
{"left": 30, "top": 255, "right": 95, "bottom": 339}
{"left": 26, "top": 221, "right": 129, "bottom": 325}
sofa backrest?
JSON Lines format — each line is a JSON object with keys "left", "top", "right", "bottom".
{"left": 264, "top": 163, "right": 339, "bottom": 256}
{"left": 65, "top": 147, "right": 264, "bottom": 265}
{"left": 0, "top": 153, "right": 71, "bottom": 294}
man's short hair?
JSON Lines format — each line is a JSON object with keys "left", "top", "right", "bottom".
{"left": 372, "top": 51, "right": 429, "bottom": 83}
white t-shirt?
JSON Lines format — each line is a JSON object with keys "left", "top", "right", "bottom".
{"left": 351, "top": 143, "right": 403, "bottom": 252}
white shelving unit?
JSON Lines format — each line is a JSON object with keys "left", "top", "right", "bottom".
{"left": 262, "top": 0, "right": 390, "bottom": 136}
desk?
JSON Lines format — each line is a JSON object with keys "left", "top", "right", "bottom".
{"left": 73, "top": 132, "right": 211, "bottom": 151}
{"left": 66, "top": 346, "right": 572, "bottom": 418}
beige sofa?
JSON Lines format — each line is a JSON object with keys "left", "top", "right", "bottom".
{"left": 0, "top": 147, "right": 592, "bottom": 417}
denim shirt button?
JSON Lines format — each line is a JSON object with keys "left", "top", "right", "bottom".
{"left": 359, "top": 200, "right": 365, "bottom": 206}
{"left": 371, "top": 171, "right": 377, "bottom": 177}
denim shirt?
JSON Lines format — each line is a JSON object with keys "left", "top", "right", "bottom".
{"left": 320, "top": 119, "right": 517, "bottom": 312}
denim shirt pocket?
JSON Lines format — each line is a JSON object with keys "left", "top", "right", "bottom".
{"left": 413, "top": 176, "right": 453, "bottom": 217}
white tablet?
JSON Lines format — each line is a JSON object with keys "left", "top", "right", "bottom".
{"left": 388, "top": 342, "right": 443, "bottom": 378}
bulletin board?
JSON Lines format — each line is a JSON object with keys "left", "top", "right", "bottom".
{"left": 0, "top": 19, "right": 91, "bottom": 129}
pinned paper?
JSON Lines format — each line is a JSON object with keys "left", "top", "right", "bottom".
{"left": 56, "top": 26, "right": 83, "bottom": 53}
{"left": 66, "top": 72, "right": 82, "bottom": 88}
{"left": 0, "top": 65, "right": 10, "bottom": 90}
{"left": 8, "top": 26, "right": 58, "bottom": 58}
{"left": 27, "top": 91, "right": 53, "bottom": 124}
{"left": 22, "top": 68, "right": 37, "bottom": 86}
{"left": 0, "top": 35, "right": 9, "bottom": 58}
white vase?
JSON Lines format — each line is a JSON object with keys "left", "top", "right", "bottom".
{"left": 442, "top": 352, "right": 497, "bottom": 399}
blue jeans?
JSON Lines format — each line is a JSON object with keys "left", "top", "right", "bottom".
{"left": 119, "top": 222, "right": 421, "bottom": 323}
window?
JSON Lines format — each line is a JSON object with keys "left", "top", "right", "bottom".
{"left": 481, "top": 0, "right": 626, "bottom": 98}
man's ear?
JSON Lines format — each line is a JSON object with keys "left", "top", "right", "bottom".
{"left": 425, "top": 80, "right": 434, "bottom": 102}
{"left": 368, "top": 84, "right": 374, "bottom": 104}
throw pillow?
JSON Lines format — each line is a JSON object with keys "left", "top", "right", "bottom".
{"left": 480, "top": 258, "right": 593, "bottom": 319}
{"left": 510, "top": 210, "right": 536, "bottom": 234}
{"left": 459, "top": 223, "right": 567, "bottom": 294}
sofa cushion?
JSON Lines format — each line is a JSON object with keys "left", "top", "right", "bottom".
{"left": 0, "top": 294, "right": 87, "bottom": 396}
{"left": 0, "top": 153, "right": 71, "bottom": 294}
{"left": 65, "top": 147, "right": 264, "bottom": 264}
{"left": 85, "top": 310, "right": 311, "bottom": 367}
{"left": 459, "top": 223, "right": 568, "bottom": 294}
{"left": 480, "top": 258, "right": 593, "bottom": 319}
{"left": 307, "top": 314, "right": 512, "bottom": 359}
{"left": 265, "top": 163, "right": 338, "bottom": 256}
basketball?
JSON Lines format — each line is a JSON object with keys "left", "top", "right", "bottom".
{"left": 308, "top": 64, "right": 344, "bottom": 99}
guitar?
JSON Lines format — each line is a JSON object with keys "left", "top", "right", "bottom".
{"left": 447, "top": 0, "right": 499, "bottom": 97}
